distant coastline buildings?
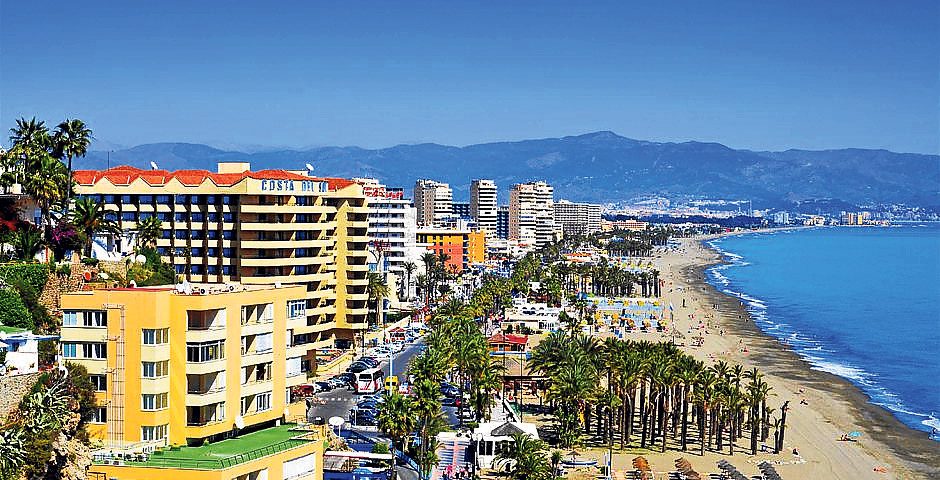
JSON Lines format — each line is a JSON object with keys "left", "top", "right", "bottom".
{"left": 413, "top": 179, "right": 453, "bottom": 227}
{"left": 470, "top": 179, "right": 498, "bottom": 235}
{"left": 554, "top": 200, "right": 602, "bottom": 235}
{"left": 509, "top": 181, "right": 558, "bottom": 248}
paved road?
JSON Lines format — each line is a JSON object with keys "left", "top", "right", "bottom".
{"left": 307, "top": 339, "right": 426, "bottom": 423}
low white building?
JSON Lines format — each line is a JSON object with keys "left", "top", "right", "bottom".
{"left": 0, "top": 327, "right": 56, "bottom": 375}
{"left": 503, "top": 300, "right": 561, "bottom": 332}
{"left": 471, "top": 421, "right": 540, "bottom": 470}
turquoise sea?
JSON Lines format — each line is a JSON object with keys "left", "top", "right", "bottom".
{"left": 706, "top": 224, "right": 940, "bottom": 440}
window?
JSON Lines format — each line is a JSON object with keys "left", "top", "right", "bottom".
{"left": 186, "top": 340, "right": 225, "bottom": 362}
{"left": 191, "top": 265, "right": 203, "bottom": 274}
{"left": 142, "top": 361, "right": 169, "bottom": 378}
{"left": 294, "top": 265, "right": 308, "bottom": 275}
{"left": 90, "top": 374, "right": 107, "bottom": 392}
{"left": 222, "top": 230, "right": 233, "bottom": 240}
{"left": 222, "top": 248, "right": 233, "bottom": 257}
{"left": 222, "top": 265, "right": 232, "bottom": 276}
{"left": 207, "top": 247, "right": 218, "bottom": 256}
{"left": 287, "top": 300, "right": 306, "bottom": 319}
{"left": 141, "top": 424, "right": 168, "bottom": 442}
{"left": 191, "top": 230, "right": 205, "bottom": 240}
{"left": 120, "top": 195, "right": 133, "bottom": 204}
{"left": 140, "top": 195, "right": 153, "bottom": 204}
{"left": 206, "top": 195, "right": 217, "bottom": 204}
{"left": 241, "top": 395, "right": 252, "bottom": 415}
{"left": 161, "top": 229, "right": 172, "bottom": 239}
{"left": 191, "top": 213, "right": 204, "bottom": 222}
{"left": 83, "top": 343, "right": 107, "bottom": 359}
{"left": 223, "top": 212, "right": 233, "bottom": 222}
{"left": 157, "top": 246, "right": 169, "bottom": 255}
{"left": 142, "top": 393, "right": 168, "bottom": 411}
{"left": 191, "top": 247, "right": 203, "bottom": 256}
{"left": 91, "top": 407, "right": 107, "bottom": 423}
{"left": 286, "top": 357, "right": 302, "bottom": 377}
{"left": 207, "top": 265, "right": 219, "bottom": 275}
{"left": 156, "top": 195, "right": 171, "bottom": 204}
{"left": 175, "top": 195, "right": 187, "bottom": 204}
{"left": 121, "top": 212, "right": 136, "bottom": 221}
{"left": 64, "top": 310, "right": 107, "bottom": 327}
{"left": 255, "top": 362, "right": 272, "bottom": 382}
{"left": 62, "top": 343, "right": 77, "bottom": 358}
{"left": 208, "top": 212, "right": 220, "bottom": 222}
{"left": 222, "top": 196, "right": 231, "bottom": 205}
{"left": 255, "top": 333, "right": 273, "bottom": 354}
{"left": 142, "top": 328, "right": 169, "bottom": 345}
{"left": 256, "top": 392, "right": 272, "bottom": 413}
{"left": 175, "top": 230, "right": 187, "bottom": 239}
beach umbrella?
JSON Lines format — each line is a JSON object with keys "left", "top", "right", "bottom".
{"left": 847, "top": 431, "right": 862, "bottom": 438}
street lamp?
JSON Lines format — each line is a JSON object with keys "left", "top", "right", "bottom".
{"left": 470, "top": 432, "right": 484, "bottom": 479}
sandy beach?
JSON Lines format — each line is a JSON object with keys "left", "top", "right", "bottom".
{"left": 529, "top": 233, "right": 940, "bottom": 480}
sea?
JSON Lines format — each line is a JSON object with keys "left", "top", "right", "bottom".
{"left": 705, "top": 224, "right": 940, "bottom": 440}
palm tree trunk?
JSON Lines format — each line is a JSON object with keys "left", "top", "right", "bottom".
{"left": 681, "top": 389, "right": 689, "bottom": 451}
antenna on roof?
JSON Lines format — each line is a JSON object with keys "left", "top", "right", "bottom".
{"left": 150, "top": 161, "right": 159, "bottom": 170}
{"left": 305, "top": 163, "right": 314, "bottom": 173}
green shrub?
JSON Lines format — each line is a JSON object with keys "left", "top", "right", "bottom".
{"left": 81, "top": 257, "right": 99, "bottom": 266}
{"left": 0, "top": 287, "right": 31, "bottom": 329}
{"left": 0, "top": 263, "right": 49, "bottom": 293}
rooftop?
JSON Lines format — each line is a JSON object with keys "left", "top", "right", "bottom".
{"left": 67, "top": 282, "right": 303, "bottom": 296}
{"left": 73, "top": 165, "right": 356, "bottom": 191}
{"left": 97, "top": 424, "right": 318, "bottom": 470}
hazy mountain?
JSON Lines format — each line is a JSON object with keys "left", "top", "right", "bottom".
{"left": 74, "top": 132, "right": 940, "bottom": 210}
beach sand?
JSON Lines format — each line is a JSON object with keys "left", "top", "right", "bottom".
{"left": 526, "top": 234, "right": 940, "bottom": 480}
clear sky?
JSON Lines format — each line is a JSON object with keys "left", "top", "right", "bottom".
{"left": 1, "top": 1, "right": 937, "bottom": 153}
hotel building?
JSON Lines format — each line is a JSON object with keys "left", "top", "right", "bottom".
{"left": 413, "top": 179, "right": 453, "bottom": 227}
{"left": 470, "top": 179, "right": 497, "bottom": 235}
{"left": 72, "top": 163, "right": 370, "bottom": 354}
{"left": 553, "top": 200, "right": 602, "bottom": 235}
{"left": 353, "top": 178, "right": 419, "bottom": 276}
{"left": 63, "top": 284, "right": 326, "bottom": 480}
{"left": 509, "top": 181, "right": 557, "bottom": 247}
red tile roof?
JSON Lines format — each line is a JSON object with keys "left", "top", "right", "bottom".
{"left": 488, "top": 333, "right": 529, "bottom": 345}
{"left": 72, "top": 165, "right": 356, "bottom": 191}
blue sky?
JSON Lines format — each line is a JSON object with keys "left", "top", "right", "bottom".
{"left": 1, "top": 1, "right": 937, "bottom": 153}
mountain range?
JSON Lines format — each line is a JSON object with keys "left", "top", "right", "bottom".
{"left": 77, "top": 131, "right": 940, "bottom": 211}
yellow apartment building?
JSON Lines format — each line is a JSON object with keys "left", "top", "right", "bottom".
{"left": 73, "top": 162, "right": 371, "bottom": 368}
{"left": 62, "top": 284, "right": 326, "bottom": 480}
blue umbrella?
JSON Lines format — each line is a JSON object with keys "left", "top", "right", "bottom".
{"left": 847, "top": 431, "right": 862, "bottom": 437}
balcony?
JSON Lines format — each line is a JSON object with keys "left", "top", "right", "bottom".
{"left": 185, "top": 389, "right": 226, "bottom": 407}
{"left": 185, "top": 358, "right": 226, "bottom": 375}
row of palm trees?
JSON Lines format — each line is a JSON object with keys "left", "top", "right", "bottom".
{"left": 551, "top": 261, "right": 662, "bottom": 298}
{"left": 528, "top": 332, "right": 785, "bottom": 455}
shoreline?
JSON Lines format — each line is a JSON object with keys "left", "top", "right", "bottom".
{"left": 687, "top": 232, "right": 940, "bottom": 479}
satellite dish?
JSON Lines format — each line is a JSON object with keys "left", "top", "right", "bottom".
{"left": 150, "top": 161, "right": 159, "bottom": 170}
{"left": 234, "top": 415, "right": 245, "bottom": 429}
{"left": 305, "top": 163, "right": 314, "bottom": 172}
{"left": 181, "top": 281, "right": 193, "bottom": 295}
{"left": 328, "top": 416, "right": 345, "bottom": 427}
{"left": 135, "top": 254, "right": 147, "bottom": 264}
{"left": 98, "top": 272, "right": 110, "bottom": 280}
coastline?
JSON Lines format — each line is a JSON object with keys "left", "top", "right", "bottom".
{"left": 685, "top": 232, "right": 940, "bottom": 479}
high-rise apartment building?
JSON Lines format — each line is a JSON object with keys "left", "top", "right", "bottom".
{"left": 554, "top": 200, "right": 602, "bottom": 235}
{"left": 65, "top": 284, "right": 327, "bottom": 480}
{"left": 470, "top": 179, "right": 497, "bottom": 235}
{"left": 509, "top": 181, "right": 556, "bottom": 247}
{"left": 496, "top": 205, "right": 510, "bottom": 240}
{"left": 413, "top": 179, "right": 452, "bottom": 227}
{"left": 451, "top": 201, "right": 471, "bottom": 220}
{"left": 354, "top": 178, "right": 419, "bottom": 276}
{"left": 415, "top": 228, "right": 486, "bottom": 273}
{"left": 73, "top": 163, "right": 370, "bottom": 353}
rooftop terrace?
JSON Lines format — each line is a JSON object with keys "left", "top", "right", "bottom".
{"left": 94, "top": 424, "right": 319, "bottom": 470}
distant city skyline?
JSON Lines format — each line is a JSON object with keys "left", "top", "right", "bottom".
{"left": 2, "top": 1, "right": 937, "bottom": 154}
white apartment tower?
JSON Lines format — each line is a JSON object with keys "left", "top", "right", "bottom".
{"left": 354, "top": 178, "right": 420, "bottom": 276}
{"left": 470, "top": 179, "right": 498, "bottom": 235}
{"left": 413, "top": 179, "right": 453, "bottom": 227}
{"left": 509, "top": 181, "right": 557, "bottom": 247}
{"left": 554, "top": 200, "right": 602, "bottom": 235}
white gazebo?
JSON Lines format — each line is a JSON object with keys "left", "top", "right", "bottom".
{"left": 471, "top": 421, "right": 540, "bottom": 469}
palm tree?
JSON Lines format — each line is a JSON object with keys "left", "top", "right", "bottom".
{"left": 420, "top": 252, "right": 437, "bottom": 303}
{"left": 402, "top": 261, "right": 417, "bottom": 301}
{"left": 24, "top": 155, "right": 69, "bottom": 241}
{"left": 366, "top": 272, "right": 390, "bottom": 328}
{"left": 52, "top": 119, "right": 92, "bottom": 212}
{"left": 377, "top": 391, "right": 415, "bottom": 455}
{"left": 72, "top": 197, "right": 120, "bottom": 257}
{"left": 3, "top": 117, "right": 50, "bottom": 192}
{"left": 136, "top": 216, "right": 163, "bottom": 249}
{"left": 493, "top": 433, "right": 551, "bottom": 480}
{"left": 12, "top": 227, "right": 44, "bottom": 261}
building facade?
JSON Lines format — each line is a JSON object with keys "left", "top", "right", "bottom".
{"left": 64, "top": 284, "right": 326, "bottom": 480}
{"left": 415, "top": 228, "right": 486, "bottom": 273}
{"left": 354, "top": 178, "right": 419, "bottom": 276}
{"left": 553, "top": 200, "right": 602, "bottom": 235}
{"left": 509, "top": 181, "right": 556, "bottom": 247}
{"left": 413, "top": 179, "right": 452, "bottom": 227}
{"left": 470, "top": 179, "right": 497, "bottom": 235}
{"left": 496, "top": 205, "right": 510, "bottom": 240}
{"left": 73, "top": 163, "right": 370, "bottom": 352}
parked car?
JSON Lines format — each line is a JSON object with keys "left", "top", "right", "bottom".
{"left": 346, "top": 361, "right": 371, "bottom": 373}
{"left": 440, "top": 396, "right": 460, "bottom": 407}
{"left": 440, "top": 385, "right": 460, "bottom": 398}
{"left": 388, "top": 342, "right": 404, "bottom": 353}
{"left": 371, "top": 346, "right": 393, "bottom": 356}
{"left": 315, "top": 381, "right": 332, "bottom": 393}
{"left": 329, "top": 373, "right": 355, "bottom": 388}
{"left": 358, "top": 357, "right": 380, "bottom": 367}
